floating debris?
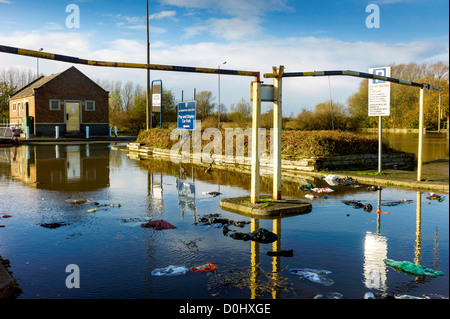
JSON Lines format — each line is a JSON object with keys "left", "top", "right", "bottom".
{"left": 298, "top": 183, "right": 314, "bottom": 190}
{"left": 39, "top": 222, "right": 68, "bottom": 229}
{"left": 288, "top": 268, "right": 334, "bottom": 286}
{"left": 141, "top": 220, "right": 177, "bottom": 230}
{"left": 2, "top": 215, "right": 12, "bottom": 218}
{"left": 190, "top": 262, "right": 218, "bottom": 273}
{"left": 311, "top": 187, "right": 334, "bottom": 193}
{"left": 314, "top": 292, "right": 343, "bottom": 299}
{"left": 426, "top": 193, "right": 445, "bottom": 202}
{"left": 196, "top": 214, "right": 250, "bottom": 228}
{"left": 384, "top": 259, "right": 444, "bottom": 277}
{"left": 381, "top": 199, "right": 413, "bottom": 206}
{"left": 202, "top": 191, "right": 221, "bottom": 197}
{"left": 266, "top": 249, "right": 293, "bottom": 257}
{"left": 151, "top": 265, "right": 188, "bottom": 276}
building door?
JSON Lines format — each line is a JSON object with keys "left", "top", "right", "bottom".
{"left": 65, "top": 102, "right": 80, "bottom": 131}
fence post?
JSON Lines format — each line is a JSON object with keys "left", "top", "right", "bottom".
{"left": 55, "top": 126, "right": 59, "bottom": 139}
{"left": 86, "top": 126, "right": 89, "bottom": 139}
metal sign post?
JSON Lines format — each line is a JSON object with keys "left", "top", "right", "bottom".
{"left": 368, "top": 66, "right": 391, "bottom": 173}
{"left": 151, "top": 80, "right": 162, "bottom": 128}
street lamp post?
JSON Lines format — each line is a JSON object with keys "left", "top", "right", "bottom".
{"left": 218, "top": 61, "right": 226, "bottom": 129}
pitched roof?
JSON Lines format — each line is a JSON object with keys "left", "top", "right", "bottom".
{"left": 9, "top": 66, "right": 108, "bottom": 99}
{"left": 10, "top": 70, "right": 64, "bottom": 99}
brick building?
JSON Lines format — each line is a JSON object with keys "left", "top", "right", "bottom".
{"left": 9, "top": 66, "right": 109, "bottom": 137}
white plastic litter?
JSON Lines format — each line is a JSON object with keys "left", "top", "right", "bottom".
{"left": 151, "top": 265, "right": 189, "bottom": 276}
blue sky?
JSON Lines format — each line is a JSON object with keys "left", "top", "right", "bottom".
{"left": 0, "top": 0, "right": 448, "bottom": 115}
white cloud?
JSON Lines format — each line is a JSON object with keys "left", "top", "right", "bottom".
{"left": 149, "top": 10, "right": 177, "bottom": 20}
{"left": 114, "top": 15, "right": 167, "bottom": 33}
{"left": 0, "top": 0, "right": 13, "bottom": 4}
{"left": 44, "top": 22, "right": 64, "bottom": 31}
{"left": 0, "top": 28, "right": 447, "bottom": 115}
{"left": 186, "top": 17, "right": 262, "bottom": 40}
{"left": 158, "top": 0, "right": 293, "bottom": 17}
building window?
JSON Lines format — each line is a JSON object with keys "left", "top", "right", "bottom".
{"left": 85, "top": 100, "right": 95, "bottom": 111}
{"left": 49, "top": 99, "right": 60, "bottom": 110}
{"left": 12, "top": 103, "right": 16, "bottom": 111}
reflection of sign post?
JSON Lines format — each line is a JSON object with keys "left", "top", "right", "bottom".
{"left": 368, "top": 67, "right": 391, "bottom": 116}
{"left": 369, "top": 67, "right": 391, "bottom": 173}
{"left": 177, "top": 101, "right": 196, "bottom": 130}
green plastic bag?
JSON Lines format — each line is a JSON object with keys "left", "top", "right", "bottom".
{"left": 384, "top": 259, "right": 444, "bottom": 277}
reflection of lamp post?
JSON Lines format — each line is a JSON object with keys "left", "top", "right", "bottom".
{"left": 37, "top": 48, "right": 43, "bottom": 77}
{"left": 218, "top": 61, "right": 226, "bottom": 129}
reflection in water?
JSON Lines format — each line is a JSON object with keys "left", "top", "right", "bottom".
{"left": 0, "top": 143, "right": 447, "bottom": 299}
{"left": 364, "top": 189, "right": 388, "bottom": 292}
{"left": 415, "top": 191, "right": 422, "bottom": 266}
{"left": 364, "top": 232, "right": 388, "bottom": 292}
{"left": 10, "top": 144, "right": 110, "bottom": 192}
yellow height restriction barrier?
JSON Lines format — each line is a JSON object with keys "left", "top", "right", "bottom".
{"left": 1, "top": 44, "right": 264, "bottom": 203}
{"left": 264, "top": 68, "right": 444, "bottom": 182}
{"left": 0, "top": 45, "right": 260, "bottom": 80}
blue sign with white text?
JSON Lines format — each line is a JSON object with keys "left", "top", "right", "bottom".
{"left": 372, "top": 68, "right": 387, "bottom": 84}
{"left": 177, "top": 101, "right": 196, "bottom": 130}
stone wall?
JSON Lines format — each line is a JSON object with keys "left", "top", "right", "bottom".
{"left": 126, "top": 143, "right": 416, "bottom": 172}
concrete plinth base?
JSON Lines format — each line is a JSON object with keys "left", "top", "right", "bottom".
{"left": 220, "top": 195, "right": 312, "bottom": 218}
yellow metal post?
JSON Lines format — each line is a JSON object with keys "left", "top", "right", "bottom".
{"left": 271, "top": 218, "right": 281, "bottom": 299}
{"left": 251, "top": 81, "right": 261, "bottom": 204}
{"left": 273, "top": 66, "right": 284, "bottom": 200}
{"left": 250, "top": 218, "right": 260, "bottom": 299}
{"left": 417, "top": 87, "right": 425, "bottom": 181}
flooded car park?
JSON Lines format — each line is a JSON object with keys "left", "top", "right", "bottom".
{"left": 0, "top": 143, "right": 448, "bottom": 299}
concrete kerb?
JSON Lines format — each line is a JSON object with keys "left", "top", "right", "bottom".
{"left": 0, "top": 261, "right": 15, "bottom": 299}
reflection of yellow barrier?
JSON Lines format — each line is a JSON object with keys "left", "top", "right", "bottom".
{"left": 0, "top": 45, "right": 260, "bottom": 80}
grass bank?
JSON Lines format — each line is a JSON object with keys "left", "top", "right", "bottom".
{"left": 136, "top": 129, "right": 400, "bottom": 158}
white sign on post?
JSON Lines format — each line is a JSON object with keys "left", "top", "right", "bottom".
{"left": 368, "top": 67, "right": 391, "bottom": 116}
{"left": 152, "top": 94, "right": 161, "bottom": 107}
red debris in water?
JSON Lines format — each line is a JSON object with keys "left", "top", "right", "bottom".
{"left": 2, "top": 215, "right": 12, "bottom": 218}
{"left": 141, "top": 220, "right": 176, "bottom": 230}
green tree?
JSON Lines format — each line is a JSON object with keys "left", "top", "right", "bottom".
{"left": 347, "top": 61, "right": 449, "bottom": 129}
{"left": 228, "top": 98, "right": 251, "bottom": 128}
{"left": 195, "top": 90, "right": 216, "bottom": 119}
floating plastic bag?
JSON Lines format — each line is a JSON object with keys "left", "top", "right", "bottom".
{"left": 311, "top": 187, "right": 334, "bottom": 193}
{"left": 384, "top": 259, "right": 444, "bottom": 277}
{"left": 190, "top": 262, "right": 218, "bottom": 273}
{"left": 305, "top": 194, "right": 317, "bottom": 200}
{"left": 288, "top": 268, "right": 334, "bottom": 286}
{"left": 151, "top": 265, "right": 188, "bottom": 276}
{"left": 323, "top": 175, "right": 339, "bottom": 186}
{"left": 426, "top": 193, "right": 445, "bottom": 202}
{"left": 249, "top": 228, "right": 278, "bottom": 244}
{"left": 298, "top": 183, "right": 314, "bottom": 190}
{"left": 141, "top": 220, "right": 177, "bottom": 230}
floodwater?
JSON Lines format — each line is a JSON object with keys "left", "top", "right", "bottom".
{"left": 379, "top": 131, "right": 449, "bottom": 175}
{"left": 0, "top": 139, "right": 448, "bottom": 300}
